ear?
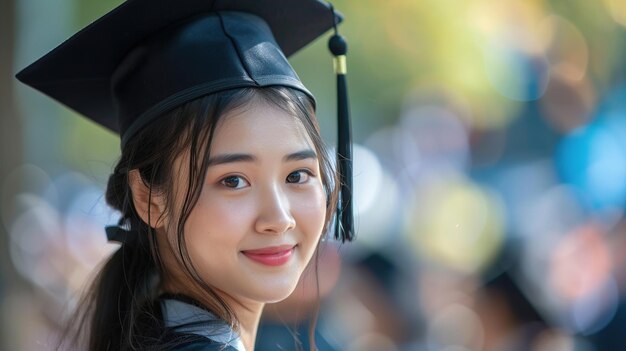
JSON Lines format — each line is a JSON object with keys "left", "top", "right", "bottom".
{"left": 128, "top": 169, "right": 167, "bottom": 229}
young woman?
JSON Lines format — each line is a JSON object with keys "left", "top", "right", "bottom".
{"left": 16, "top": 0, "right": 354, "bottom": 350}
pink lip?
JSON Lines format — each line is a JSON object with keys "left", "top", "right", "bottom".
{"left": 241, "top": 245, "right": 296, "bottom": 267}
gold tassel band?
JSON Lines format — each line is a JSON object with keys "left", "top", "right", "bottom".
{"left": 333, "top": 55, "right": 347, "bottom": 75}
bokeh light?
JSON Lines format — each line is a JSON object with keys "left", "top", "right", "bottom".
{"left": 405, "top": 176, "right": 505, "bottom": 274}
{"left": 603, "top": 0, "right": 626, "bottom": 27}
{"left": 542, "top": 15, "right": 589, "bottom": 82}
{"left": 557, "top": 98, "right": 626, "bottom": 212}
{"left": 427, "top": 303, "right": 484, "bottom": 351}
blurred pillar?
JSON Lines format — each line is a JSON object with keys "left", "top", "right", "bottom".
{"left": 0, "top": 0, "right": 25, "bottom": 349}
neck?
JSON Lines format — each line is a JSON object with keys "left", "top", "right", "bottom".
{"left": 157, "top": 240, "right": 265, "bottom": 350}
{"left": 162, "top": 279, "right": 264, "bottom": 351}
{"left": 220, "top": 294, "right": 265, "bottom": 351}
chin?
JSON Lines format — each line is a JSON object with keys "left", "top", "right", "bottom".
{"left": 248, "top": 277, "right": 301, "bottom": 303}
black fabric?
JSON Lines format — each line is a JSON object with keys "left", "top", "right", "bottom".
{"left": 175, "top": 342, "right": 238, "bottom": 351}
{"left": 113, "top": 11, "right": 312, "bottom": 146}
{"left": 162, "top": 332, "right": 238, "bottom": 351}
{"left": 15, "top": 0, "right": 341, "bottom": 146}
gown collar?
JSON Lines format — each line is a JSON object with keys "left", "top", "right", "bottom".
{"left": 161, "top": 297, "right": 246, "bottom": 351}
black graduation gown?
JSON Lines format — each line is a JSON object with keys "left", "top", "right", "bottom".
{"left": 168, "top": 337, "right": 238, "bottom": 351}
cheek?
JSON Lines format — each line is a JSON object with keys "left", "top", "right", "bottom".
{"left": 183, "top": 193, "right": 252, "bottom": 249}
{"left": 293, "top": 187, "right": 327, "bottom": 239}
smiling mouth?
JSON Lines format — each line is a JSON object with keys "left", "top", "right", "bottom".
{"left": 241, "top": 245, "right": 296, "bottom": 267}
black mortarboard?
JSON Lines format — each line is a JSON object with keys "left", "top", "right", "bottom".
{"left": 16, "top": 0, "right": 354, "bottom": 242}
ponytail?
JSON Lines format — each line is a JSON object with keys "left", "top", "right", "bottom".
{"left": 59, "top": 166, "right": 165, "bottom": 350}
{"left": 89, "top": 238, "right": 160, "bottom": 350}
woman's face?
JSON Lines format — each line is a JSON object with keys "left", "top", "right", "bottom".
{"left": 164, "top": 100, "right": 327, "bottom": 306}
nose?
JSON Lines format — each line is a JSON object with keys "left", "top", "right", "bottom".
{"left": 255, "top": 185, "right": 296, "bottom": 235}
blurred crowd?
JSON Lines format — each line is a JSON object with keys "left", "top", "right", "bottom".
{"left": 2, "top": 0, "right": 625, "bottom": 350}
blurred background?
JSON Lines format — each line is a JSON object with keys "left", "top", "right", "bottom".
{"left": 2, "top": 0, "right": 626, "bottom": 350}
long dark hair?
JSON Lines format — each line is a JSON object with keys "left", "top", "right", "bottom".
{"left": 60, "top": 86, "right": 338, "bottom": 350}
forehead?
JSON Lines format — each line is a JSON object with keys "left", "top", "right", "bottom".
{"left": 211, "top": 100, "right": 314, "bottom": 152}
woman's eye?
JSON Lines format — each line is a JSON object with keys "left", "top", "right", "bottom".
{"left": 286, "top": 170, "right": 311, "bottom": 184}
{"left": 221, "top": 175, "right": 249, "bottom": 189}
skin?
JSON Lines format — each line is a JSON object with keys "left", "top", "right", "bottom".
{"left": 130, "top": 100, "right": 327, "bottom": 351}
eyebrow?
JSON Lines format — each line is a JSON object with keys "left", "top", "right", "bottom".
{"left": 207, "top": 153, "right": 256, "bottom": 166}
{"left": 207, "top": 149, "right": 317, "bottom": 167}
{"left": 283, "top": 149, "right": 318, "bottom": 162}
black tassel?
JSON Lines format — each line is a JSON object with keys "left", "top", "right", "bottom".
{"left": 328, "top": 5, "right": 354, "bottom": 242}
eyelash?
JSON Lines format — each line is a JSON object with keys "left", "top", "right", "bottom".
{"left": 220, "top": 175, "right": 249, "bottom": 189}
{"left": 219, "top": 169, "right": 315, "bottom": 189}
{"left": 286, "top": 169, "right": 315, "bottom": 184}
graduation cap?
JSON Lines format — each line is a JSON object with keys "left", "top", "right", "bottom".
{"left": 16, "top": 0, "right": 354, "bottom": 242}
